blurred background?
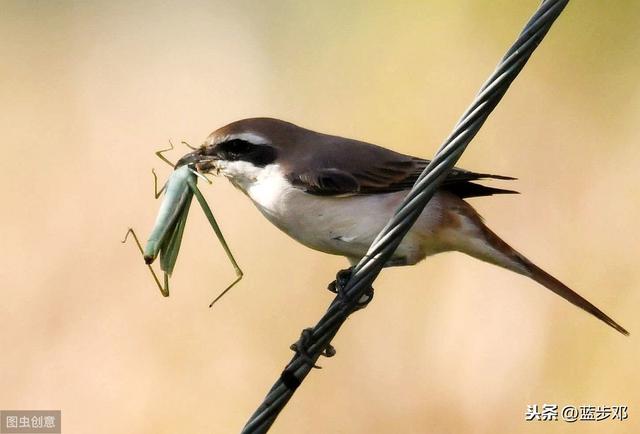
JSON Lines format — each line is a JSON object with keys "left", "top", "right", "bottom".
{"left": 1, "top": 1, "right": 638, "bottom": 433}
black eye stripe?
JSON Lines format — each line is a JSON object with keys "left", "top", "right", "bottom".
{"left": 217, "top": 139, "right": 277, "bottom": 167}
{"left": 220, "top": 139, "right": 251, "bottom": 154}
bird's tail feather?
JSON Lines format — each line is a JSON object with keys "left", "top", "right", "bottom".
{"left": 463, "top": 218, "right": 629, "bottom": 336}
{"left": 522, "top": 257, "right": 629, "bottom": 335}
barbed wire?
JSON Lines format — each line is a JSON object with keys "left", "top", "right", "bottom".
{"left": 240, "top": 1, "right": 570, "bottom": 433}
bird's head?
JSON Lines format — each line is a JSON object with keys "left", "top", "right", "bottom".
{"left": 178, "top": 118, "right": 313, "bottom": 190}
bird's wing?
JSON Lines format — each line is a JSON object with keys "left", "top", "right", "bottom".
{"left": 285, "top": 136, "right": 516, "bottom": 198}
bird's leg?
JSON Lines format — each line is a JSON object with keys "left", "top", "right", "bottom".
{"left": 327, "top": 267, "right": 374, "bottom": 311}
{"left": 292, "top": 265, "right": 379, "bottom": 370}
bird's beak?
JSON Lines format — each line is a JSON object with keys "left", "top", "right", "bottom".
{"left": 175, "top": 145, "right": 221, "bottom": 173}
{"left": 175, "top": 150, "right": 203, "bottom": 168}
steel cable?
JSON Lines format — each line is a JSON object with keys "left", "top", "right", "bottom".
{"left": 241, "top": 1, "right": 570, "bottom": 432}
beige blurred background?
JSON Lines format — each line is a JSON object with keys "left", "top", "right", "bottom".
{"left": 1, "top": 1, "right": 639, "bottom": 433}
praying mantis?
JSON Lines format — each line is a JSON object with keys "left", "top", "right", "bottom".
{"left": 123, "top": 142, "right": 243, "bottom": 307}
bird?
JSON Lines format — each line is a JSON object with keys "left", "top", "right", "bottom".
{"left": 177, "top": 117, "right": 628, "bottom": 336}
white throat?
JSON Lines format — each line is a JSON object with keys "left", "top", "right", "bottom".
{"left": 217, "top": 161, "right": 292, "bottom": 217}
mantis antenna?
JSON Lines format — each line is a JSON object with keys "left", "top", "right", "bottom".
{"left": 181, "top": 141, "right": 198, "bottom": 151}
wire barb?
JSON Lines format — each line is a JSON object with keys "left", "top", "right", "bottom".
{"left": 240, "top": 1, "right": 570, "bottom": 433}
{"left": 327, "top": 268, "right": 374, "bottom": 311}
{"left": 289, "top": 328, "right": 323, "bottom": 370}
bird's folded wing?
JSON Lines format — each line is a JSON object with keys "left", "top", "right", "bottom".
{"left": 286, "top": 137, "right": 516, "bottom": 198}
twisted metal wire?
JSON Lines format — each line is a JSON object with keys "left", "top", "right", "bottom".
{"left": 241, "top": 1, "right": 569, "bottom": 432}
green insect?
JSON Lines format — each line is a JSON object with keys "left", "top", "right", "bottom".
{"left": 123, "top": 142, "right": 243, "bottom": 306}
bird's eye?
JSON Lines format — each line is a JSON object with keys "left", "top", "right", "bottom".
{"left": 223, "top": 139, "right": 251, "bottom": 158}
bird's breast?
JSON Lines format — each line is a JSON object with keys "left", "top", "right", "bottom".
{"left": 241, "top": 167, "right": 449, "bottom": 263}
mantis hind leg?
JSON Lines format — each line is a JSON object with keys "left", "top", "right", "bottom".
{"left": 122, "top": 228, "right": 170, "bottom": 297}
{"left": 187, "top": 178, "right": 243, "bottom": 307}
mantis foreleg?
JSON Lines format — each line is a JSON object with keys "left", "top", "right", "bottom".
{"left": 187, "top": 178, "right": 244, "bottom": 307}
{"left": 155, "top": 140, "right": 198, "bottom": 167}
{"left": 155, "top": 140, "right": 176, "bottom": 168}
{"left": 152, "top": 169, "right": 167, "bottom": 199}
